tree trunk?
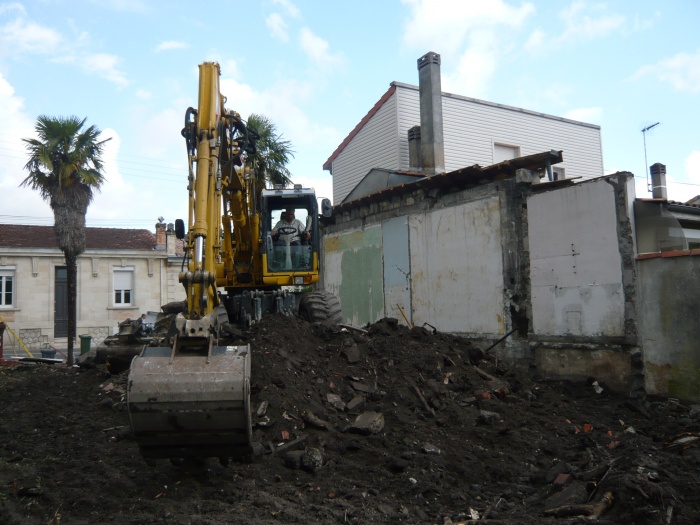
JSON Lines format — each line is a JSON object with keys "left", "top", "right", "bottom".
{"left": 66, "top": 253, "right": 77, "bottom": 367}
{"left": 51, "top": 187, "right": 90, "bottom": 368}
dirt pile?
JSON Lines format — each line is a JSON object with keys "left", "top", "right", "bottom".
{"left": 1, "top": 315, "right": 700, "bottom": 524}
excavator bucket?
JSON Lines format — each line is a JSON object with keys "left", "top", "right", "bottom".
{"left": 126, "top": 339, "right": 252, "bottom": 461}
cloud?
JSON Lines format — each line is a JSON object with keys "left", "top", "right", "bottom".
{"left": 0, "top": 9, "right": 128, "bottom": 88}
{"left": 401, "top": 0, "right": 534, "bottom": 97}
{"left": 0, "top": 17, "right": 63, "bottom": 55}
{"left": 0, "top": 2, "right": 24, "bottom": 16}
{"left": 0, "top": 73, "right": 54, "bottom": 223}
{"left": 217, "top": 59, "right": 240, "bottom": 79}
{"left": 632, "top": 49, "right": 700, "bottom": 94}
{"left": 95, "top": 0, "right": 150, "bottom": 13}
{"left": 445, "top": 31, "right": 499, "bottom": 97}
{"left": 564, "top": 107, "right": 602, "bottom": 124}
{"left": 216, "top": 70, "right": 342, "bottom": 197}
{"left": 524, "top": 29, "right": 545, "bottom": 53}
{"left": 558, "top": 2, "right": 625, "bottom": 40}
{"left": 299, "top": 27, "right": 343, "bottom": 69}
{"left": 401, "top": 0, "right": 534, "bottom": 53}
{"left": 271, "top": 0, "right": 300, "bottom": 18}
{"left": 88, "top": 121, "right": 188, "bottom": 227}
{"left": 53, "top": 53, "right": 129, "bottom": 88}
{"left": 88, "top": 130, "right": 138, "bottom": 223}
{"left": 135, "top": 88, "right": 151, "bottom": 100}
{"left": 155, "top": 40, "right": 188, "bottom": 52}
{"left": 266, "top": 13, "right": 289, "bottom": 42}
{"left": 525, "top": 2, "right": 626, "bottom": 53}
{"left": 266, "top": 0, "right": 300, "bottom": 42}
{"left": 84, "top": 53, "right": 129, "bottom": 87}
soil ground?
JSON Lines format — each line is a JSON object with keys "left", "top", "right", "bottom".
{"left": 1, "top": 315, "right": 700, "bottom": 525}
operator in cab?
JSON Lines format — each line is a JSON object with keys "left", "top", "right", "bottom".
{"left": 271, "top": 208, "right": 309, "bottom": 247}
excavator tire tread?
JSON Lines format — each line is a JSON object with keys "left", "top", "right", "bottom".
{"left": 299, "top": 291, "right": 342, "bottom": 324}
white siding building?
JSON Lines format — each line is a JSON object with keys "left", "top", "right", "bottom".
{"left": 324, "top": 73, "right": 603, "bottom": 204}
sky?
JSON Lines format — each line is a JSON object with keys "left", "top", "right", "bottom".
{"left": 0, "top": 0, "right": 699, "bottom": 230}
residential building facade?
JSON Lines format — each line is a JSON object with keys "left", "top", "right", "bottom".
{"left": 324, "top": 52, "right": 603, "bottom": 204}
{"left": 0, "top": 222, "right": 185, "bottom": 355}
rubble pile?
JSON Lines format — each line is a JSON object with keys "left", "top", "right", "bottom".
{"left": 1, "top": 314, "right": 699, "bottom": 524}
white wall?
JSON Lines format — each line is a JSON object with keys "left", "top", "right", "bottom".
{"left": 331, "top": 91, "right": 399, "bottom": 203}
{"left": 409, "top": 196, "right": 506, "bottom": 335}
{"left": 528, "top": 179, "right": 625, "bottom": 337}
{"left": 329, "top": 82, "right": 604, "bottom": 204}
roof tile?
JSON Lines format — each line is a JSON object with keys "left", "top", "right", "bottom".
{"left": 0, "top": 224, "right": 156, "bottom": 250}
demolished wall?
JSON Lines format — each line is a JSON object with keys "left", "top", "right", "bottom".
{"left": 527, "top": 173, "right": 639, "bottom": 393}
{"left": 322, "top": 170, "right": 640, "bottom": 393}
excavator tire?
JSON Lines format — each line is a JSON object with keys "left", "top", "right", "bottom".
{"left": 299, "top": 291, "right": 343, "bottom": 324}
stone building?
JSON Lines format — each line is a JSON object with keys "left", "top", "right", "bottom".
{"left": 0, "top": 221, "right": 185, "bottom": 355}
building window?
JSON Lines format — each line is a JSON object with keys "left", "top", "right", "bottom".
{"left": 0, "top": 269, "right": 14, "bottom": 308}
{"left": 493, "top": 143, "right": 521, "bottom": 163}
{"left": 552, "top": 167, "right": 566, "bottom": 180}
{"left": 113, "top": 268, "right": 134, "bottom": 306}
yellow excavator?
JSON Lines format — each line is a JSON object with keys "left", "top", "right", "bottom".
{"left": 126, "top": 62, "right": 340, "bottom": 464}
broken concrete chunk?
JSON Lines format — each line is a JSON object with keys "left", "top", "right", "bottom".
{"left": 302, "top": 447, "right": 324, "bottom": 472}
{"left": 326, "top": 393, "right": 346, "bottom": 411}
{"left": 346, "top": 395, "right": 365, "bottom": 412}
{"left": 689, "top": 405, "right": 700, "bottom": 419}
{"left": 350, "top": 381, "right": 373, "bottom": 393}
{"left": 544, "top": 481, "right": 588, "bottom": 510}
{"left": 342, "top": 345, "right": 361, "bottom": 363}
{"left": 477, "top": 410, "right": 502, "bottom": 424}
{"left": 349, "top": 411, "right": 385, "bottom": 435}
{"left": 256, "top": 400, "right": 269, "bottom": 416}
{"left": 421, "top": 443, "right": 441, "bottom": 454}
{"left": 377, "top": 503, "right": 395, "bottom": 516}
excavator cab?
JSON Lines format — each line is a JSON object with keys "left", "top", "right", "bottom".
{"left": 261, "top": 186, "right": 329, "bottom": 280}
{"left": 268, "top": 208, "right": 312, "bottom": 271}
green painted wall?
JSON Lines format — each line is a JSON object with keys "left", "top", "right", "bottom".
{"left": 325, "top": 226, "right": 384, "bottom": 326}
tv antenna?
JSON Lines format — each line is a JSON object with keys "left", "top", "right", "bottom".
{"left": 642, "top": 122, "right": 660, "bottom": 193}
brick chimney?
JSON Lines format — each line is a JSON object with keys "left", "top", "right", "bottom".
{"left": 650, "top": 163, "right": 667, "bottom": 200}
{"left": 417, "top": 51, "right": 445, "bottom": 176}
{"left": 155, "top": 221, "right": 166, "bottom": 250}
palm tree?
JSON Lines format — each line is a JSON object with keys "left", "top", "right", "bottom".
{"left": 21, "top": 115, "right": 109, "bottom": 366}
{"left": 245, "top": 113, "right": 294, "bottom": 190}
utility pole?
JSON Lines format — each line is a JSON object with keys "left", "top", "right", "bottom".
{"left": 642, "top": 122, "right": 660, "bottom": 193}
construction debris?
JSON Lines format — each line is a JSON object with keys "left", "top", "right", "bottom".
{"left": 1, "top": 315, "right": 699, "bottom": 524}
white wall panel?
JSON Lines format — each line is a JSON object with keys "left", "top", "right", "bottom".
{"left": 331, "top": 92, "right": 399, "bottom": 203}
{"left": 528, "top": 179, "right": 625, "bottom": 336}
{"left": 409, "top": 197, "right": 506, "bottom": 335}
